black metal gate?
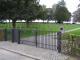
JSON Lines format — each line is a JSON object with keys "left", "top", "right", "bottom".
{"left": 20, "top": 29, "right": 58, "bottom": 50}
{"left": 0, "top": 29, "right": 79, "bottom": 55}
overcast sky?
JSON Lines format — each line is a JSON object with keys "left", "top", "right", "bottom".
{"left": 39, "top": 0, "right": 80, "bottom": 13}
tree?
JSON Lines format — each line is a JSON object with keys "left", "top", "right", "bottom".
{"left": 0, "top": 0, "right": 41, "bottom": 28}
{"left": 26, "top": 1, "right": 40, "bottom": 24}
{"left": 0, "top": 0, "right": 25, "bottom": 28}
{"left": 73, "top": 9, "right": 80, "bottom": 22}
{"left": 58, "top": 0, "right": 65, "bottom": 7}
{"left": 52, "top": 4, "right": 57, "bottom": 15}
{"left": 47, "top": 8, "right": 53, "bottom": 20}
{"left": 54, "top": 0, "right": 71, "bottom": 23}
{"left": 37, "top": 5, "right": 48, "bottom": 23}
{"left": 52, "top": 4, "right": 58, "bottom": 23}
{"left": 73, "top": 2, "right": 80, "bottom": 22}
{"left": 16, "top": 0, "right": 41, "bottom": 27}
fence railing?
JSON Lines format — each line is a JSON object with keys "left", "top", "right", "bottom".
{"left": 0, "top": 29, "right": 80, "bottom": 56}
{"left": 20, "top": 29, "right": 58, "bottom": 50}
{"left": 0, "top": 29, "right": 58, "bottom": 50}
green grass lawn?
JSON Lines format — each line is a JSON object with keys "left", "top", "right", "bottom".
{"left": 69, "top": 29, "right": 80, "bottom": 35}
{"left": 0, "top": 23, "right": 80, "bottom": 32}
{"left": 0, "top": 23, "right": 80, "bottom": 37}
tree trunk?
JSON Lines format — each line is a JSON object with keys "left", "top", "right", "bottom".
{"left": 47, "top": 19, "right": 49, "bottom": 23}
{"left": 55, "top": 20, "right": 57, "bottom": 24}
{"left": 57, "top": 21, "right": 63, "bottom": 24}
{"left": 43, "top": 20, "right": 45, "bottom": 23}
{"left": 12, "top": 19, "right": 16, "bottom": 28}
{"left": 26, "top": 20, "right": 30, "bottom": 27}
{"left": 9, "top": 19, "right": 10, "bottom": 23}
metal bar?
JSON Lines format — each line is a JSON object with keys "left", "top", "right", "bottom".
{"left": 35, "top": 30, "right": 38, "bottom": 48}
{"left": 4, "top": 29, "right": 7, "bottom": 41}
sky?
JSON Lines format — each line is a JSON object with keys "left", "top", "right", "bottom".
{"left": 39, "top": 0, "right": 80, "bottom": 13}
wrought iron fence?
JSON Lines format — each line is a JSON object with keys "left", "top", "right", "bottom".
{"left": 20, "top": 29, "right": 58, "bottom": 50}
{"left": 0, "top": 29, "right": 79, "bottom": 56}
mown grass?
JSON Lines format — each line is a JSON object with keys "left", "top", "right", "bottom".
{"left": 0, "top": 23, "right": 80, "bottom": 38}
{"left": 69, "top": 29, "right": 80, "bottom": 35}
{"left": 0, "top": 23, "right": 80, "bottom": 32}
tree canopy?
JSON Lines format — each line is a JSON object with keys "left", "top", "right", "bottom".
{"left": 0, "top": 0, "right": 41, "bottom": 28}
{"left": 54, "top": 0, "right": 71, "bottom": 23}
{"left": 73, "top": 2, "right": 80, "bottom": 22}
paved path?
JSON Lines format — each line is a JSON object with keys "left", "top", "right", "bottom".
{"left": 0, "top": 41, "right": 69, "bottom": 60}
{"left": 0, "top": 49, "right": 34, "bottom": 60}
{"left": 65, "top": 28, "right": 80, "bottom": 32}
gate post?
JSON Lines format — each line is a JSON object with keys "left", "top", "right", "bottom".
{"left": 12, "top": 29, "right": 20, "bottom": 43}
{"left": 57, "top": 31, "right": 62, "bottom": 53}
{"left": 4, "top": 29, "right": 7, "bottom": 41}
{"left": 35, "top": 29, "right": 38, "bottom": 48}
{"left": 17, "top": 29, "right": 20, "bottom": 44}
{"left": 12, "top": 29, "right": 14, "bottom": 42}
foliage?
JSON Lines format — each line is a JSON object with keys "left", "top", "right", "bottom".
{"left": 73, "top": 8, "right": 80, "bottom": 22}
{"left": 46, "top": 8, "right": 54, "bottom": 20}
{"left": 37, "top": 5, "right": 48, "bottom": 21}
{"left": 0, "top": 0, "right": 41, "bottom": 28}
{"left": 73, "top": 0, "right": 80, "bottom": 22}
{"left": 54, "top": 0, "right": 71, "bottom": 23}
{"left": 61, "top": 33, "right": 80, "bottom": 56}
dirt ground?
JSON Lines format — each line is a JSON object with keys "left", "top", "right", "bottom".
{"left": 67, "top": 56, "right": 80, "bottom": 60}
